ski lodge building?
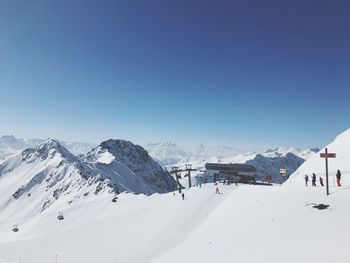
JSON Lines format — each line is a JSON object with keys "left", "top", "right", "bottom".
{"left": 205, "top": 163, "right": 256, "bottom": 184}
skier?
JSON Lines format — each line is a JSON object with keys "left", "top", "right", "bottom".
{"left": 181, "top": 193, "right": 185, "bottom": 200}
{"left": 336, "top": 170, "right": 341, "bottom": 187}
{"left": 304, "top": 175, "right": 309, "bottom": 186}
{"left": 312, "top": 173, "right": 317, "bottom": 186}
{"left": 215, "top": 187, "right": 220, "bottom": 194}
{"left": 319, "top": 176, "right": 324, "bottom": 186}
{"left": 267, "top": 174, "right": 273, "bottom": 184}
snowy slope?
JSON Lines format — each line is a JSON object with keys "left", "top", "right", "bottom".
{"left": 151, "top": 184, "right": 350, "bottom": 263}
{"left": 288, "top": 128, "right": 350, "bottom": 186}
{"left": 1, "top": 183, "right": 350, "bottom": 263}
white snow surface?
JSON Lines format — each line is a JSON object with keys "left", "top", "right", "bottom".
{"left": 1, "top": 182, "right": 349, "bottom": 263}
{"left": 94, "top": 150, "right": 115, "bottom": 164}
{"left": 288, "top": 128, "right": 350, "bottom": 185}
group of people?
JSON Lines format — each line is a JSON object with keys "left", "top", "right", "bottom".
{"left": 304, "top": 170, "right": 342, "bottom": 187}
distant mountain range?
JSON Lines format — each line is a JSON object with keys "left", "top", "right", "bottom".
{"left": 0, "top": 135, "right": 94, "bottom": 160}
{"left": 0, "top": 135, "right": 320, "bottom": 187}
{"left": 145, "top": 142, "right": 320, "bottom": 184}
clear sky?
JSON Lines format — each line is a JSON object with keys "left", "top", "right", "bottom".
{"left": 0, "top": 0, "right": 349, "bottom": 150}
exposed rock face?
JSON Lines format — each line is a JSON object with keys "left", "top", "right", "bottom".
{"left": 246, "top": 153, "right": 305, "bottom": 183}
{"left": 85, "top": 139, "right": 178, "bottom": 194}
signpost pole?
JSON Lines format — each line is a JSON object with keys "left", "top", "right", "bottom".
{"left": 320, "top": 149, "right": 335, "bottom": 196}
{"left": 325, "top": 148, "right": 329, "bottom": 196}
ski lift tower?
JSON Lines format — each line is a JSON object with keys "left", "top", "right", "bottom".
{"left": 184, "top": 164, "right": 197, "bottom": 188}
{"left": 170, "top": 167, "right": 183, "bottom": 193}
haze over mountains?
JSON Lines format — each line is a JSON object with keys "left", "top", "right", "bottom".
{"left": 0, "top": 135, "right": 94, "bottom": 160}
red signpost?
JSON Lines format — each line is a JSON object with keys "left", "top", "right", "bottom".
{"left": 320, "top": 153, "right": 336, "bottom": 158}
{"left": 320, "top": 148, "right": 336, "bottom": 196}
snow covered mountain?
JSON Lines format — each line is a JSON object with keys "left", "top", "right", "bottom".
{"left": 0, "top": 135, "right": 94, "bottom": 160}
{"left": 246, "top": 153, "right": 305, "bottom": 183}
{"left": 189, "top": 144, "right": 242, "bottom": 158}
{"left": 0, "top": 135, "right": 28, "bottom": 160}
{"left": 0, "top": 139, "right": 116, "bottom": 219}
{"left": 261, "top": 147, "right": 319, "bottom": 159}
{"left": 288, "top": 128, "right": 350, "bottom": 185}
{"left": 146, "top": 142, "right": 318, "bottom": 184}
{"left": 0, "top": 139, "right": 177, "bottom": 220}
{"left": 84, "top": 139, "right": 177, "bottom": 194}
{"left": 147, "top": 142, "right": 317, "bottom": 166}
{"left": 145, "top": 142, "right": 187, "bottom": 166}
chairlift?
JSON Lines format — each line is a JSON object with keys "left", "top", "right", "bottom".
{"left": 112, "top": 195, "right": 118, "bottom": 203}
{"left": 12, "top": 225, "right": 19, "bottom": 232}
{"left": 57, "top": 212, "right": 64, "bottom": 220}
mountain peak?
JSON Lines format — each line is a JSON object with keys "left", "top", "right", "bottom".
{"left": 0, "top": 135, "right": 26, "bottom": 148}
{"left": 84, "top": 139, "right": 177, "bottom": 193}
{"left": 0, "top": 135, "right": 17, "bottom": 140}
{"left": 22, "top": 139, "right": 76, "bottom": 162}
{"left": 310, "top": 147, "right": 320, "bottom": 153}
{"left": 100, "top": 139, "right": 134, "bottom": 150}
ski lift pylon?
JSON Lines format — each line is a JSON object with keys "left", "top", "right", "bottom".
{"left": 112, "top": 195, "right": 118, "bottom": 203}
{"left": 12, "top": 225, "right": 19, "bottom": 232}
{"left": 57, "top": 212, "right": 64, "bottom": 220}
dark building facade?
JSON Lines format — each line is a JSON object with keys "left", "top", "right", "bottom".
{"left": 205, "top": 163, "right": 256, "bottom": 183}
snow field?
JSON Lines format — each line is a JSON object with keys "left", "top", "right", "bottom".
{"left": 0, "top": 184, "right": 231, "bottom": 263}
{"left": 152, "top": 184, "right": 350, "bottom": 263}
{"left": 1, "top": 182, "right": 349, "bottom": 263}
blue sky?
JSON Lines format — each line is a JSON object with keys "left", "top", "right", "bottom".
{"left": 0, "top": 0, "right": 349, "bottom": 149}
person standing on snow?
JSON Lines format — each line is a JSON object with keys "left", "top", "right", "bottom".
{"left": 181, "top": 193, "right": 185, "bottom": 200}
{"left": 312, "top": 173, "right": 317, "bottom": 186}
{"left": 319, "top": 176, "right": 324, "bottom": 186}
{"left": 336, "top": 170, "right": 342, "bottom": 187}
{"left": 304, "top": 175, "right": 309, "bottom": 186}
{"left": 215, "top": 187, "right": 220, "bottom": 194}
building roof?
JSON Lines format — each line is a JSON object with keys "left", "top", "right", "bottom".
{"left": 205, "top": 163, "right": 256, "bottom": 173}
